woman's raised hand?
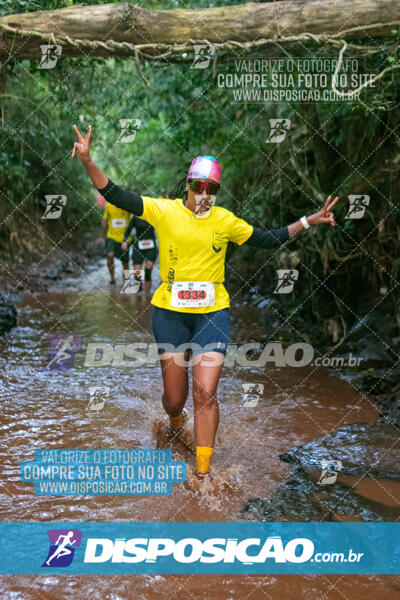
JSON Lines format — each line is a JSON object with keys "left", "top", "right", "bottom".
{"left": 71, "top": 124, "right": 108, "bottom": 189}
{"left": 307, "top": 195, "right": 340, "bottom": 227}
{"left": 71, "top": 124, "right": 92, "bottom": 163}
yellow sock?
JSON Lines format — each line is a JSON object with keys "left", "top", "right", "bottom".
{"left": 196, "top": 446, "right": 213, "bottom": 474}
{"left": 170, "top": 413, "right": 184, "bottom": 429}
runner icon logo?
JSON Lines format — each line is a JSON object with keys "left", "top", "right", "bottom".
{"left": 345, "top": 195, "right": 370, "bottom": 219}
{"left": 42, "top": 529, "right": 82, "bottom": 568}
{"left": 38, "top": 45, "right": 62, "bottom": 69}
{"left": 44, "top": 334, "right": 82, "bottom": 371}
{"left": 191, "top": 44, "right": 215, "bottom": 69}
{"left": 121, "top": 270, "right": 143, "bottom": 294}
{"left": 241, "top": 383, "right": 264, "bottom": 407}
{"left": 266, "top": 119, "right": 291, "bottom": 143}
{"left": 194, "top": 194, "right": 216, "bottom": 217}
{"left": 317, "top": 459, "right": 342, "bottom": 485}
{"left": 42, "top": 195, "right": 67, "bottom": 220}
{"left": 117, "top": 119, "right": 141, "bottom": 144}
{"left": 87, "top": 386, "right": 110, "bottom": 411}
{"left": 274, "top": 269, "right": 299, "bottom": 294}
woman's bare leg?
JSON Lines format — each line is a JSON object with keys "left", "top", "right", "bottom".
{"left": 192, "top": 352, "right": 224, "bottom": 476}
{"left": 144, "top": 260, "right": 154, "bottom": 294}
{"left": 192, "top": 352, "right": 223, "bottom": 447}
{"left": 107, "top": 252, "right": 115, "bottom": 283}
{"left": 159, "top": 353, "right": 189, "bottom": 418}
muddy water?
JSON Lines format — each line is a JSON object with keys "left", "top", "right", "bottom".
{"left": 0, "top": 260, "right": 397, "bottom": 598}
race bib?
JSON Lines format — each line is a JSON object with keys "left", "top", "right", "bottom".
{"left": 112, "top": 218, "right": 126, "bottom": 228}
{"left": 138, "top": 239, "right": 155, "bottom": 250}
{"left": 171, "top": 282, "right": 215, "bottom": 308}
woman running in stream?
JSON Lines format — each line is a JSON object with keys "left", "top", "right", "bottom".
{"left": 72, "top": 124, "right": 339, "bottom": 481}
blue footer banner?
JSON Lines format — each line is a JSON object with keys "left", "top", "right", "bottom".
{"left": 0, "top": 522, "right": 398, "bottom": 574}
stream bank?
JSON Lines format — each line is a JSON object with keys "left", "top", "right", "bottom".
{"left": 0, "top": 236, "right": 398, "bottom": 599}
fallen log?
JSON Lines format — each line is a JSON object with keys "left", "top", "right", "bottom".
{"left": 0, "top": 1, "right": 399, "bottom": 61}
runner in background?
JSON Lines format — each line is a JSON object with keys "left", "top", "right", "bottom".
{"left": 122, "top": 216, "right": 157, "bottom": 294}
{"left": 99, "top": 201, "right": 132, "bottom": 285}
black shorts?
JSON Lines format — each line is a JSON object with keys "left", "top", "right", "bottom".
{"left": 105, "top": 238, "right": 129, "bottom": 262}
{"left": 131, "top": 244, "right": 157, "bottom": 265}
{"left": 152, "top": 306, "right": 230, "bottom": 356}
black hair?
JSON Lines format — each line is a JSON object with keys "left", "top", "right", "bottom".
{"left": 169, "top": 174, "right": 188, "bottom": 200}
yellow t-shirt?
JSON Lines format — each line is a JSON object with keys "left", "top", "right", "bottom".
{"left": 103, "top": 203, "right": 131, "bottom": 243}
{"left": 141, "top": 196, "right": 253, "bottom": 313}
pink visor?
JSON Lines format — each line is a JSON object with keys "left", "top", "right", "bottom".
{"left": 188, "top": 155, "right": 221, "bottom": 183}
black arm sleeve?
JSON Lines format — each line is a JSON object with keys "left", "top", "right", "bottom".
{"left": 225, "top": 241, "right": 238, "bottom": 262}
{"left": 244, "top": 226, "right": 289, "bottom": 249}
{"left": 123, "top": 216, "right": 136, "bottom": 241}
{"left": 97, "top": 178, "right": 143, "bottom": 216}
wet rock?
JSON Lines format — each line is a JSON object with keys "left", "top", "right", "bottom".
{"left": 348, "top": 364, "right": 400, "bottom": 427}
{"left": 62, "top": 261, "right": 75, "bottom": 274}
{"left": 0, "top": 293, "right": 17, "bottom": 334}
{"left": 45, "top": 259, "right": 79, "bottom": 279}
{"left": 379, "top": 395, "right": 400, "bottom": 427}
{"left": 280, "top": 423, "right": 400, "bottom": 480}
{"left": 242, "top": 423, "right": 400, "bottom": 521}
{"left": 256, "top": 299, "right": 270, "bottom": 309}
{"left": 242, "top": 470, "right": 400, "bottom": 522}
{"left": 5, "top": 294, "right": 21, "bottom": 303}
{"left": 45, "top": 267, "right": 61, "bottom": 280}
{"left": 85, "top": 238, "right": 106, "bottom": 259}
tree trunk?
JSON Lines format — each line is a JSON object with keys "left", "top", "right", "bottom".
{"left": 0, "top": 0, "right": 398, "bottom": 61}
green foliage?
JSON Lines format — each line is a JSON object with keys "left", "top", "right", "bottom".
{"left": 0, "top": 0, "right": 399, "bottom": 344}
{"left": 0, "top": 0, "right": 70, "bottom": 17}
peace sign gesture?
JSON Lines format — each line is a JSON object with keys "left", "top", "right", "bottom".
{"left": 71, "top": 124, "right": 92, "bottom": 164}
{"left": 307, "top": 195, "right": 340, "bottom": 227}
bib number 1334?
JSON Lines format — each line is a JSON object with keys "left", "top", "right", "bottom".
{"left": 171, "top": 282, "right": 215, "bottom": 308}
